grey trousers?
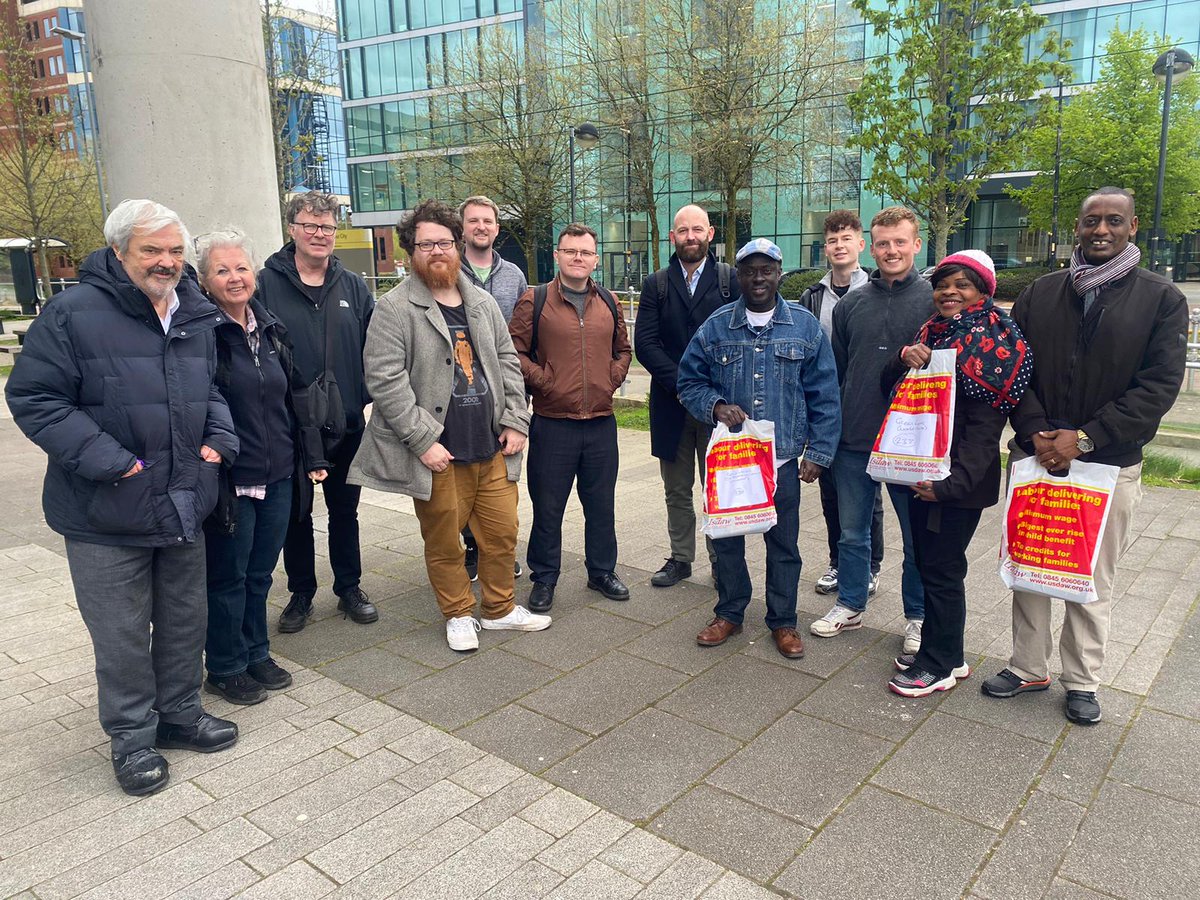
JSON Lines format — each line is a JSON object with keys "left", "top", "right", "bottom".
{"left": 660, "top": 413, "right": 717, "bottom": 567}
{"left": 65, "top": 537, "right": 207, "bottom": 755}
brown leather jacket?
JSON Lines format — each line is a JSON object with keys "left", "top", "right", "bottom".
{"left": 509, "top": 277, "right": 632, "bottom": 419}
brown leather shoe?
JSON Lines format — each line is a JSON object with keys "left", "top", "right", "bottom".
{"left": 697, "top": 617, "right": 742, "bottom": 647}
{"left": 772, "top": 627, "right": 805, "bottom": 659}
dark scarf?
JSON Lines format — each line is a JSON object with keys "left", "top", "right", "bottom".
{"left": 916, "top": 297, "right": 1033, "bottom": 415}
{"left": 1070, "top": 243, "right": 1141, "bottom": 295}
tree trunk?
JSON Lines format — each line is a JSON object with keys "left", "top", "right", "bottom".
{"left": 35, "top": 239, "right": 54, "bottom": 307}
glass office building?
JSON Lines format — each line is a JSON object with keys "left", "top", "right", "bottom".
{"left": 338, "top": 0, "right": 1200, "bottom": 281}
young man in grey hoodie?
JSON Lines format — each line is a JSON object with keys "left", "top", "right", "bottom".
{"left": 811, "top": 207, "right": 933, "bottom": 654}
{"left": 798, "top": 209, "right": 883, "bottom": 600}
{"left": 458, "top": 196, "right": 529, "bottom": 581}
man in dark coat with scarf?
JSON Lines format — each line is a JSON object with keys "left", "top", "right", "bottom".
{"left": 982, "top": 187, "right": 1188, "bottom": 726}
{"left": 6, "top": 199, "right": 241, "bottom": 796}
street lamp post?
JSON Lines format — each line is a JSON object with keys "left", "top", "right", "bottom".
{"left": 622, "top": 126, "right": 632, "bottom": 290}
{"left": 1048, "top": 78, "right": 1064, "bottom": 269}
{"left": 1149, "top": 47, "right": 1195, "bottom": 275}
{"left": 568, "top": 122, "right": 599, "bottom": 224}
{"left": 51, "top": 26, "right": 108, "bottom": 222}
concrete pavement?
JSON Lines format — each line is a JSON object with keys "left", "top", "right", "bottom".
{"left": 2, "top": 392, "right": 1199, "bottom": 898}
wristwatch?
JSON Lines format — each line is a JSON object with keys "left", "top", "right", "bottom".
{"left": 1076, "top": 430, "right": 1094, "bottom": 453}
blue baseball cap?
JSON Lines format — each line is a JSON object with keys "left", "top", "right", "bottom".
{"left": 734, "top": 238, "right": 783, "bottom": 264}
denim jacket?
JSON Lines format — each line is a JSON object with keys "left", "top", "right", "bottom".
{"left": 677, "top": 296, "right": 841, "bottom": 465}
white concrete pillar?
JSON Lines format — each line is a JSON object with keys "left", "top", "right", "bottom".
{"left": 85, "top": 0, "right": 283, "bottom": 260}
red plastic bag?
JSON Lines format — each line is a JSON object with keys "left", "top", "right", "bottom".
{"left": 868, "top": 348, "right": 956, "bottom": 485}
{"left": 701, "top": 420, "right": 778, "bottom": 538}
{"left": 999, "top": 456, "right": 1119, "bottom": 603}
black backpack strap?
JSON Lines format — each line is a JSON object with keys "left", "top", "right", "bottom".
{"left": 530, "top": 282, "right": 549, "bottom": 363}
{"left": 655, "top": 267, "right": 668, "bottom": 301}
{"left": 594, "top": 286, "right": 621, "bottom": 360}
{"left": 716, "top": 262, "right": 732, "bottom": 301}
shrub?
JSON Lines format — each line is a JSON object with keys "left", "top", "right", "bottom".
{"left": 993, "top": 266, "right": 1049, "bottom": 303}
{"left": 779, "top": 269, "right": 825, "bottom": 303}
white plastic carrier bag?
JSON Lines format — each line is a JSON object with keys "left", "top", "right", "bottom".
{"left": 867, "top": 348, "right": 957, "bottom": 485}
{"left": 701, "top": 419, "right": 778, "bottom": 539}
{"left": 999, "top": 456, "right": 1120, "bottom": 604}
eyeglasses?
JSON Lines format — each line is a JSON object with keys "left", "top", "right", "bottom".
{"left": 556, "top": 248, "right": 596, "bottom": 259}
{"left": 293, "top": 222, "right": 336, "bottom": 236}
{"left": 414, "top": 239, "right": 457, "bottom": 252}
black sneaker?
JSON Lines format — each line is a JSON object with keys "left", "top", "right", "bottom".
{"left": 888, "top": 667, "right": 957, "bottom": 697}
{"left": 894, "top": 654, "right": 971, "bottom": 679}
{"left": 651, "top": 559, "right": 692, "bottom": 587}
{"left": 204, "top": 672, "right": 267, "bottom": 705}
{"left": 465, "top": 545, "right": 479, "bottom": 582}
{"left": 278, "top": 591, "right": 314, "bottom": 633}
{"left": 337, "top": 587, "right": 379, "bottom": 624}
{"left": 981, "top": 668, "right": 1052, "bottom": 698}
{"left": 514, "top": 559, "right": 523, "bottom": 578}
{"left": 1065, "top": 690, "right": 1102, "bottom": 725}
{"left": 246, "top": 658, "right": 293, "bottom": 690}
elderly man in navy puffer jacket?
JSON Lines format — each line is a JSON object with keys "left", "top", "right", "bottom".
{"left": 6, "top": 199, "right": 240, "bottom": 797}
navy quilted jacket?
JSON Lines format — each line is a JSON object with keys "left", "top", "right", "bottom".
{"left": 5, "top": 249, "right": 238, "bottom": 546}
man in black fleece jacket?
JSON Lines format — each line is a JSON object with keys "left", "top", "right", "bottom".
{"left": 811, "top": 207, "right": 933, "bottom": 653}
{"left": 982, "top": 187, "right": 1188, "bottom": 726}
{"left": 257, "top": 192, "right": 377, "bottom": 631}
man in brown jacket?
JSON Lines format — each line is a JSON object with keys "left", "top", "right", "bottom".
{"left": 509, "top": 223, "right": 633, "bottom": 612}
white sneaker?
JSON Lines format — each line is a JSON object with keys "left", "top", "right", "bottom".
{"left": 446, "top": 615, "right": 481, "bottom": 651}
{"left": 868, "top": 573, "right": 879, "bottom": 597}
{"left": 810, "top": 604, "right": 863, "bottom": 637}
{"left": 814, "top": 567, "right": 838, "bottom": 595}
{"left": 903, "top": 618, "right": 923, "bottom": 655}
{"left": 480, "top": 605, "right": 551, "bottom": 632}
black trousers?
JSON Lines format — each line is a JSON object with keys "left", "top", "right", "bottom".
{"left": 817, "top": 466, "right": 884, "bottom": 573}
{"left": 908, "top": 500, "right": 983, "bottom": 678}
{"left": 283, "top": 427, "right": 363, "bottom": 597}
{"left": 526, "top": 414, "right": 618, "bottom": 584}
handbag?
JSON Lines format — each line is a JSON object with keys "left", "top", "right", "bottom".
{"left": 301, "top": 286, "right": 346, "bottom": 457}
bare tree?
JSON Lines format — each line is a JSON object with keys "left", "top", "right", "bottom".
{"left": 0, "top": 16, "right": 103, "bottom": 298}
{"left": 661, "top": 0, "right": 841, "bottom": 262}
{"left": 559, "top": 2, "right": 672, "bottom": 271}
{"left": 444, "top": 21, "right": 572, "bottom": 281}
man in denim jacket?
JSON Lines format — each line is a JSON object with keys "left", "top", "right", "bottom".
{"left": 678, "top": 239, "right": 841, "bottom": 659}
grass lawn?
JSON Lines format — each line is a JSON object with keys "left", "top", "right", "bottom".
{"left": 613, "top": 404, "right": 650, "bottom": 431}
{"left": 1141, "top": 451, "right": 1200, "bottom": 490}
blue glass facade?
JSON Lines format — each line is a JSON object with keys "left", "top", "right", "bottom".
{"left": 271, "top": 14, "right": 352, "bottom": 199}
{"left": 338, "top": 0, "right": 1200, "bottom": 277}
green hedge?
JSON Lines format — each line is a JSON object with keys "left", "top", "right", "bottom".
{"left": 779, "top": 269, "right": 825, "bottom": 303}
{"left": 993, "top": 267, "right": 1050, "bottom": 303}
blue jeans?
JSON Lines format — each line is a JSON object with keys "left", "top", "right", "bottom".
{"left": 832, "top": 450, "right": 924, "bottom": 618}
{"left": 712, "top": 459, "right": 801, "bottom": 631}
{"left": 205, "top": 478, "right": 292, "bottom": 677}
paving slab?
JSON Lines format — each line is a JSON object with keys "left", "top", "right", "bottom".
{"left": 1058, "top": 780, "right": 1200, "bottom": 899}
{"left": 872, "top": 711, "right": 1052, "bottom": 829}
{"left": 707, "top": 712, "right": 892, "bottom": 828}
{"left": 546, "top": 708, "right": 740, "bottom": 822}
{"left": 973, "top": 789, "right": 1088, "bottom": 900}
{"left": 521, "top": 650, "right": 689, "bottom": 736}
{"left": 657, "top": 653, "right": 821, "bottom": 741}
{"left": 649, "top": 784, "right": 811, "bottom": 882}
{"left": 774, "top": 785, "right": 995, "bottom": 900}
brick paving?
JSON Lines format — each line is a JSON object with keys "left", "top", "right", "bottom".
{"left": 2, "top": 387, "right": 1199, "bottom": 898}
